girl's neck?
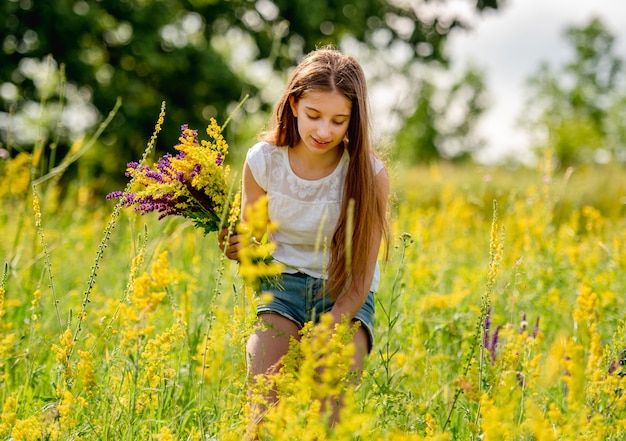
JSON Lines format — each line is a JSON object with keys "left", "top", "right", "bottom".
{"left": 288, "top": 142, "right": 344, "bottom": 180}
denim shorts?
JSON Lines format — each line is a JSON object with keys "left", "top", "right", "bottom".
{"left": 256, "top": 272, "right": 376, "bottom": 351}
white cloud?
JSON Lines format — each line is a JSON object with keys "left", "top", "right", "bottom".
{"left": 448, "top": 0, "right": 626, "bottom": 163}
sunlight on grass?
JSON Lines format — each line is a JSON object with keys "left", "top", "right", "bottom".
{"left": 1, "top": 113, "right": 626, "bottom": 439}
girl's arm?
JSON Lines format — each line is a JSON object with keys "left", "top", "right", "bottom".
{"left": 218, "top": 160, "right": 266, "bottom": 260}
{"left": 329, "top": 167, "right": 390, "bottom": 324}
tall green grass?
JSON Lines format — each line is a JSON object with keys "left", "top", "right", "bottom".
{"left": 1, "top": 109, "right": 626, "bottom": 439}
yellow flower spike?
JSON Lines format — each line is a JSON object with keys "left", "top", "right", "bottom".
{"left": 1, "top": 152, "right": 31, "bottom": 200}
{"left": 228, "top": 192, "right": 241, "bottom": 226}
{"left": 425, "top": 412, "right": 436, "bottom": 437}
{"left": 51, "top": 329, "right": 76, "bottom": 381}
{"left": 77, "top": 350, "right": 97, "bottom": 397}
{"left": 156, "top": 426, "right": 175, "bottom": 441}
{"left": 572, "top": 285, "right": 598, "bottom": 330}
{"left": 58, "top": 390, "right": 78, "bottom": 432}
{"left": 0, "top": 395, "right": 18, "bottom": 433}
{"left": 8, "top": 416, "right": 40, "bottom": 441}
{"left": 237, "top": 196, "right": 283, "bottom": 287}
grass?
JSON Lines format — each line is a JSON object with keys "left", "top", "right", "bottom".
{"left": 1, "top": 123, "right": 626, "bottom": 439}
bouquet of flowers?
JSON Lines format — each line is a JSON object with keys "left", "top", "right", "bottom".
{"left": 107, "top": 118, "right": 239, "bottom": 234}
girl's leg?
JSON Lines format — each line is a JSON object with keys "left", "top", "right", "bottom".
{"left": 245, "top": 313, "right": 300, "bottom": 437}
{"left": 247, "top": 313, "right": 300, "bottom": 376}
{"left": 350, "top": 323, "right": 370, "bottom": 373}
{"left": 327, "top": 323, "right": 369, "bottom": 426}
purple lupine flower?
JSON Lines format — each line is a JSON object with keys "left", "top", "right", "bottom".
{"left": 532, "top": 316, "right": 540, "bottom": 338}
{"left": 106, "top": 191, "right": 124, "bottom": 200}
{"left": 108, "top": 121, "right": 232, "bottom": 236}
{"left": 156, "top": 154, "right": 173, "bottom": 173}
{"left": 145, "top": 170, "right": 167, "bottom": 183}
{"left": 180, "top": 124, "right": 199, "bottom": 143}
{"left": 122, "top": 192, "right": 136, "bottom": 205}
{"left": 490, "top": 325, "right": 502, "bottom": 363}
{"left": 189, "top": 163, "right": 202, "bottom": 178}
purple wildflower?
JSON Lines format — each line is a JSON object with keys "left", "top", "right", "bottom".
{"left": 489, "top": 325, "right": 502, "bottom": 363}
{"left": 190, "top": 163, "right": 202, "bottom": 178}
{"left": 180, "top": 124, "right": 199, "bottom": 143}
{"left": 122, "top": 192, "right": 136, "bottom": 205}
{"left": 156, "top": 154, "right": 173, "bottom": 172}
{"left": 145, "top": 170, "right": 166, "bottom": 183}
{"left": 532, "top": 316, "right": 540, "bottom": 338}
{"left": 108, "top": 121, "right": 232, "bottom": 235}
{"left": 106, "top": 191, "right": 124, "bottom": 200}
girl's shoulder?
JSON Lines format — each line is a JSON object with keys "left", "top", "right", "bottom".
{"left": 246, "top": 141, "right": 284, "bottom": 163}
{"left": 246, "top": 142, "right": 289, "bottom": 187}
{"left": 247, "top": 140, "right": 275, "bottom": 155}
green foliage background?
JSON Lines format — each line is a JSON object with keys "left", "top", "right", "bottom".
{"left": 0, "top": 0, "right": 501, "bottom": 195}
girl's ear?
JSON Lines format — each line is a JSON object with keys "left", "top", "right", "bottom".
{"left": 288, "top": 96, "right": 298, "bottom": 117}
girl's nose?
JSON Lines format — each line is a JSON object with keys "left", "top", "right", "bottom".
{"left": 316, "top": 120, "right": 331, "bottom": 139}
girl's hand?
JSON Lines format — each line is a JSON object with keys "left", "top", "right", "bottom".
{"left": 218, "top": 227, "right": 240, "bottom": 261}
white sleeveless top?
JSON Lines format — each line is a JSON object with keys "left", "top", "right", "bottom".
{"left": 246, "top": 141, "right": 382, "bottom": 292}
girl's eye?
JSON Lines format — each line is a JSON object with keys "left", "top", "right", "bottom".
{"left": 305, "top": 114, "right": 347, "bottom": 125}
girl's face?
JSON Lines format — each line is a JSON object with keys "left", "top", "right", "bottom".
{"left": 289, "top": 90, "right": 351, "bottom": 156}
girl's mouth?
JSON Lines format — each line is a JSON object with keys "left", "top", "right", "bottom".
{"left": 312, "top": 137, "right": 331, "bottom": 147}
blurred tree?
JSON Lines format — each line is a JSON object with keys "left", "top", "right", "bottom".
{"left": 394, "top": 66, "right": 488, "bottom": 163}
{"left": 521, "top": 17, "right": 626, "bottom": 166}
{"left": 0, "top": 0, "right": 502, "bottom": 191}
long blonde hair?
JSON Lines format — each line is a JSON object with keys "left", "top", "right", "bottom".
{"left": 261, "top": 47, "right": 389, "bottom": 299}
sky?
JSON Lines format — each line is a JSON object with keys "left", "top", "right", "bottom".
{"left": 446, "top": 0, "right": 626, "bottom": 164}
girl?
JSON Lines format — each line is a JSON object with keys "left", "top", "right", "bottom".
{"left": 219, "top": 46, "right": 389, "bottom": 427}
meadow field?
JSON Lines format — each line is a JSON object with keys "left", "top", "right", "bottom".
{"left": 1, "top": 142, "right": 626, "bottom": 439}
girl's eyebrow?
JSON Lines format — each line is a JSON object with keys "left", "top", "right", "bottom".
{"left": 304, "top": 105, "right": 350, "bottom": 118}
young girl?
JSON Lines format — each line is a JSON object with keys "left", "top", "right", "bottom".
{"left": 218, "top": 46, "right": 389, "bottom": 426}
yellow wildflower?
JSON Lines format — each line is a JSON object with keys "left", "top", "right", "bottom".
{"left": 9, "top": 416, "right": 41, "bottom": 441}
{"left": 57, "top": 390, "right": 77, "bottom": 432}
{"left": 77, "top": 350, "right": 97, "bottom": 397}
{"left": 0, "top": 395, "right": 17, "bottom": 435}
{"left": 425, "top": 412, "right": 436, "bottom": 437}
{"left": 156, "top": 426, "right": 175, "bottom": 440}
{"left": 52, "top": 329, "right": 75, "bottom": 381}
{"left": 420, "top": 289, "right": 469, "bottom": 310}
{"left": 572, "top": 285, "right": 598, "bottom": 329}
{"left": 228, "top": 191, "right": 241, "bottom": 226}
{"left": 237, "top": 196, "right": 283, "bottom": 287}
{"left": 0, "top": 152, "right": 31, "bottom": 199}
